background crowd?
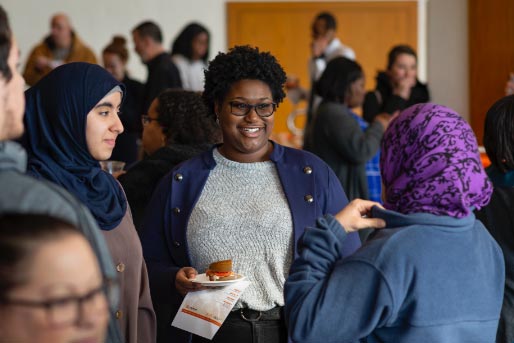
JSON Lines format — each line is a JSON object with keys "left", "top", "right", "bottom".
{"left": 0, "top": 5, "right": 513, "bottom": 343}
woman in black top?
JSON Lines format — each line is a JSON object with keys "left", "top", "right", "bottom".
{"left": 103, "top": 36, "right": 144, "bottom": 166}
{"left": 363, "top": 44, "right": 429, "bottom": 123}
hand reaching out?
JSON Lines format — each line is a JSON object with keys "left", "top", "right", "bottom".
{"left": 335, "top": 199, "right": 386, "bottom": 233}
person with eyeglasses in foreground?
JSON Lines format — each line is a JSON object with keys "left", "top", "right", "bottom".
{"left": 0, "top": 213, "right": 115, "bottom": 343}
{"left": 140, "top": 45, "right": 362, "bottom": 343}
{"left": 285, "top": 103, "right": 504, "bottom": 342}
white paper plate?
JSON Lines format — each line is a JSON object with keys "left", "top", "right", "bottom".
{"left": 191, "top": 273, "right": 246, "bottom": 287}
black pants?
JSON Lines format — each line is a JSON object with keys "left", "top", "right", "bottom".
{"left": 192, "top": 308, "right": 288, "bottom": 343}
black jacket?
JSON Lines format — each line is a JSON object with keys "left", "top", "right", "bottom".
{"left": 118, "top": 143, "right": 211, "bottom": 231}
{"left": 142, "top": 52, "right": 182, "bottom": 112}
{"left": 110, "top": 75, "right": 144, "bottom": 166}
{"left": 363, "top": 71, "right": 430, "bottom": 123}
{"left": 475, "top": 186, "right": 514, "bottom": 343}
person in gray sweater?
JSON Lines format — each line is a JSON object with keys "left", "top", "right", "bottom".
{"left": 307, "top": 57, "right": 396, "bottom": 202}
{"left": 0, "top": 6, "right": 123, "bottom": 342}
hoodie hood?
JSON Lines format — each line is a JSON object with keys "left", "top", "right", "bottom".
{"left": 0, "top": 141, "right": 27, "bottom": 173}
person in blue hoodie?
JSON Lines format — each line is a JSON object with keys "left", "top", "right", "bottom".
{"left": 285, "top": 103, "right": 505, "bottom": 342}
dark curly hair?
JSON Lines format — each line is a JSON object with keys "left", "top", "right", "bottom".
{"left": 155, "top": 89, "right": 221, "bottom": 145}
{"left": 0, "top": 6, "right": 12, "bottom": 82}
{"left": 171, "top": 22, "right": 210, "bottom": 62}
{"left": 202, "top": 45, "right": 286, "bottom": 119}
{"left": 484, "top": 95, "right": 514, "bottom": 173}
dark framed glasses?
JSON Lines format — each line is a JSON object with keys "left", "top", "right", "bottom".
{"left": 141, "top": 115, "right": 159, "bottom": 125}
{"left": 1, "top": 277, "right": 118, "bottom": 327}
{"left": 229, "top": 101, "right": 277, "bottom": 117}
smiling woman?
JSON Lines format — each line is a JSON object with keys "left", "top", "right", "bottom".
{"left": 141, "top": 45, "right": 362, "bottom": 343}
{"left": 22, "top": 62, "right": 156, "bottom": 343}
{"left": 216, "top": 79, "right": 276, "bottom": 163}
{"left": 363, "top": 44, "right": 430, "bottom": 124}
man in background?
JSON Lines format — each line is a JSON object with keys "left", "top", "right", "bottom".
{"left": 132, "top": 21, "right": 182, "bottom": 112}
{"left": 23, "top": 13, "right": 97, "bottom": 86}
{"left": 302, "top": 12, "right": 356, "bottom": 150}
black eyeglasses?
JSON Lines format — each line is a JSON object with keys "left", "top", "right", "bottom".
{"left": 141, "top": 115, "right": 159, "bottom": 125}
{"left": 229, "top": 101, "right": 277, "bottom": 118}
{"left": 1, "top": 278, "right": 118, "bottom": 327}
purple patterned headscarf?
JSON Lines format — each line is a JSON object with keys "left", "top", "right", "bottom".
{"left": 380, "top": 103, "right": 492, "bottom": 218}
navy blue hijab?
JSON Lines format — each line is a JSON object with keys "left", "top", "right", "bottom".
{"left": 23, "top": 62, "right": 127, "bottom": 230}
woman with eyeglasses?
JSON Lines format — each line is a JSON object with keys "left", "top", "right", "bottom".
{"left": 0, "top": 213, "right": 113, "bottom": 343}
{"left": 118, "top": 89, "right": 221, "bottom": 230}
{"left": 22, "top": 62, "right": 156, "bottom": 343}
{"left": 141, "top": 45, "right": 361, "bottom": 343}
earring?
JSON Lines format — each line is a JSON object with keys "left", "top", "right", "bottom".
{"left": 215, "top": 114, "right": 220, "bottom": 125}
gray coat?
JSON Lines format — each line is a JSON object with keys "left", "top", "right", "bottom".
{"left": 309, "top": 101, "right": 384, "bottom": 200}
{"left": 0, "top": 141, "right": 123, "bottom": 343}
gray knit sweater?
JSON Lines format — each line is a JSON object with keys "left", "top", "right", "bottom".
{"left": 187, "top": 149, "right": 293, "bottom": 310}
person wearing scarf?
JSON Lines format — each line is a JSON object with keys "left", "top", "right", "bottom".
{"left": 22, "top": 62, "right": 156, "bottom": 343}
{"left": 475, "top": 94, "right": 514, "bottom": 343}
{"left": 285, "top": 103, "right": 504, "bottom": 342}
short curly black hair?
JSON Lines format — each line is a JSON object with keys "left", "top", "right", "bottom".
{"left": 202, "top": 45, "right": 286, "bottom": 119}
{"left": 156, "top": 89, "right": 221, "bottom": 145}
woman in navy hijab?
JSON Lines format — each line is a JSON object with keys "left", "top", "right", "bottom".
{"left": 22, "top": 62, "right": 156, "bottom": 343}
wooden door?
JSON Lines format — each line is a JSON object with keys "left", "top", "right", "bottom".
{"left": 469, "top": 0, "right": 514, "bottom": 145}
{"left": 227, "top": 1, "right": 418, "bottom": 146}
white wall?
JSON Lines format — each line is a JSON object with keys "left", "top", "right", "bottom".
{"left": 427, "top": 0, "right": 468, "bottom": 120}
{"left": 4, "top": 0, "right": 227, "bottom": 83}
{"left": 3, "top": 0, "right": 468, "bottom": 120}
